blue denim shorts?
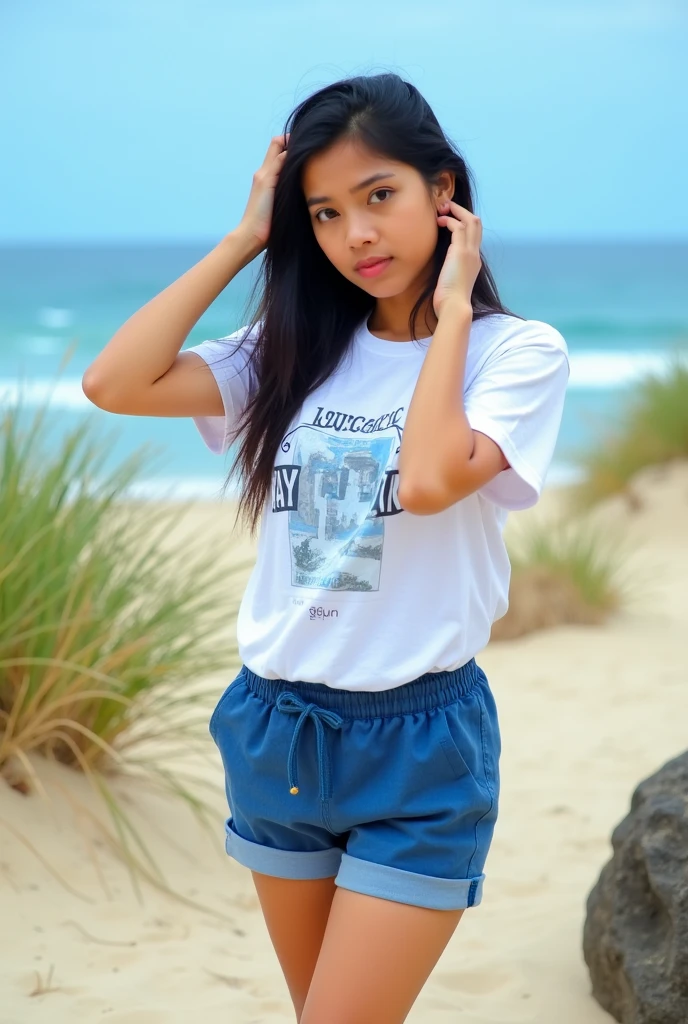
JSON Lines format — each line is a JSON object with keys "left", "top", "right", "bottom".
{"left": 209, "top": 658, "right": 501, "bottom": 911}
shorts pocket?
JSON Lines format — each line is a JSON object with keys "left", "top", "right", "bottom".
{"left": 438, "top": 697, "right": 489, "bottom": 796}
{"left": 208, "top": 667, "right": 246, "bottom": 742}
{"left": 475, "top": 686, "right": 501, "bottom": 801}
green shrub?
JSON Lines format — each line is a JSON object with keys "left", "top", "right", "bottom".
{"left": 491, "top": 512, "right": 631, "bottom": 641}
{"left": 572, "top": 354, "right": 688, "bottom": 508}
{"left": 0, "top": 389, "right": 250, "bottom": 902}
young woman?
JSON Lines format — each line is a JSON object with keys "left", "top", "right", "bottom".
{"left": 83, "top": 73, "right": 569, "bottom": 1023}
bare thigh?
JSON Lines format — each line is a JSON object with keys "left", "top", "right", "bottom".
{"left": 251, "top": 870, "right": 337, "bottom": 1020}
{"left": 300, "top": 887, "right": 464, "bottom": 1024}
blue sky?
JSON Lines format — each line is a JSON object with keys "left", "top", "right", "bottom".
{"left": 1, "top": 0, "right": 685, "bottom": 243}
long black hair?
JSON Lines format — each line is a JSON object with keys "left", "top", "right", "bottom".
{"left": 223, "top": 72, "right": 522, "bottom": 535}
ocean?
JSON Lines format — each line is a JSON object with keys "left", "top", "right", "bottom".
{"left": 1, "top": 241, "right": 687, "bottom": 501}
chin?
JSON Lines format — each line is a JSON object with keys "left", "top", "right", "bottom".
{"left": 369, "top": 283, "right": 407, "bottom": 298}
{"left": 349, "top": 269, "right": 418, "bottom": 299}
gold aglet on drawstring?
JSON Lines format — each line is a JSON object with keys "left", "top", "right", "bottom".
{"left": 290, "top": 786, "right": 299, "bottom": 795}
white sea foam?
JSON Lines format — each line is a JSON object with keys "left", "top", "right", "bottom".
{"left": 567, "top": 350, "right": 688, "bottom": 388}
{"left": 1, "top": 349, "right": 686, "bottom": 410}
{"left": 0, "top": 379, "right": 91, "bottom": 409}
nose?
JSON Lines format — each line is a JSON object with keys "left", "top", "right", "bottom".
{"left": 345, "top": 211, "right": 379, "bottom": 250}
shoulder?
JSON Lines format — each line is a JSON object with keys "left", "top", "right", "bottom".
{"left": 473, "top": 313, "right": 568, "bottom": 358}
{"left": 472, "top": 312, "right": 568, "bottom": 351}
{"left": 469, "top": 313, "right": 570, "bottom": 380}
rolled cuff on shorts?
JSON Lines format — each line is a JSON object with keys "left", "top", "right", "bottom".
{"left": 225, "top": 820, "right": 485, "bottom": 910}
{"left": 335, "top": 853, "right": 485, "bottom": 911}
{"left": 225, "top": 819, "right": 343, "bottom": 879}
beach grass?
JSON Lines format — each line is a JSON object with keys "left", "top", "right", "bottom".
{"left": 491, "top": 354, "right": 688, "bottom": 640}
{"left": 491, "top": 511, "right": 630, "bottom": 641}
{"left": 0, "top": 392, "right": 250, "bottom": 903}
{"left": 571, "top": 354, "right": 688, "bottom": 508}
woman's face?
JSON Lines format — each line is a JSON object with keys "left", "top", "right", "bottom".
{"left": 302, "top": 137, "right": 453, "bottom": 298}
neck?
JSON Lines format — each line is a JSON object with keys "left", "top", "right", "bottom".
{"left": 367, "top": 294, "right": 438, "bottom": 342}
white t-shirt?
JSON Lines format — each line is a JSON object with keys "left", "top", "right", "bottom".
{"left": 187, "top": 312, "right": 569, "bottom": 691}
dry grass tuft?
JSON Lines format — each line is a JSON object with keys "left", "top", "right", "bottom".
{"left": 491, "top": 512, "right": 631, "bottom": 641}
{"left": 0, "top": 385, "right": 250, "bottom": 902}
{"left": 571, "top": 352, "right": 688, "bottom": 509}
{"left": 491, "top": 564, "right": 609, "bottom": 641}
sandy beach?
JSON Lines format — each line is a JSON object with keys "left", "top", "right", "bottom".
{"left": 2, "top": 463, "right": 687, "bottom": 1024}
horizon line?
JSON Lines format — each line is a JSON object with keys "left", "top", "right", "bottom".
{"left": 1, "top": 236, "right": 687, "bottom": 250}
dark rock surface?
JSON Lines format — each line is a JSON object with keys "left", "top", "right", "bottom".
{"left": 583, "top": 750, "right": 688, "bottom": 1023}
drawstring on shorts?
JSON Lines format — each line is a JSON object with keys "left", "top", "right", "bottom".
{"left": 275, "top": 691, "right": 343, "bottom": 801}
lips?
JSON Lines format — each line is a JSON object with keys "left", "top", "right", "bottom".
{"left": 355, "top": 256, "right": 391, "bottom": 270}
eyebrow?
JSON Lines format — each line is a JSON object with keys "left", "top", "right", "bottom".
{"left": 306, "top": 172, "right": 397, "bottom": 209}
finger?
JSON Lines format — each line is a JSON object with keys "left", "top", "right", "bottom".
{"left": 439, "top": 209, "right": 481, "bottom": 251}
{"left": 266, "top": 135, "right": 288, "bottom": 159}
{"left": 437, "top": 216, "right": 465, "bottom": 236}
{"left": 441, "top": 201, "right": 482, "bottom": 247}
{"left": 444, "top": 200, "right": 477, "bottom": 220}
{"left": 448, "top": 201, "right": 482, "bottom": 243}
{"left": 465, "top": 213, "right": 482, "bottom": 249}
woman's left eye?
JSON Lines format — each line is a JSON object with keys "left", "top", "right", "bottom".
{"left": 370, "top": 188, "right": 393, "bottom": 204}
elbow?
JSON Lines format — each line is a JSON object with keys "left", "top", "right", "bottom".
{"left": 398, "top": 475, "right": 471, "bottom": 515}
{"left": 81, "top": 368, "right": 106, "bottom": 408}
{"left": 398, "top": 480, "right": 447, "bottom": 516}
{"left": 81, "top": 368, "right": 120, "bottom": 411}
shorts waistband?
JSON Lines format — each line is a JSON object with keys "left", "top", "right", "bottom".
{"left": 240, "top": 659, "right": 481, "bottom": 720}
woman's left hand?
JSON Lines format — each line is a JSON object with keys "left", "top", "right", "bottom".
{"left": 432, "top": 200, "right": 483, "bottom": 319}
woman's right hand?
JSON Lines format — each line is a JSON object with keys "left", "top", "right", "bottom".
{"left": 236, "top": 133, "right": 290, "bottom": 254}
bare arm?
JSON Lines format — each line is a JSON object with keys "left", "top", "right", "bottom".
{"left": 81, "top": 229, "right": 261, "bottom": 416}
{"left": 397, "top": 298, "right": 509, "bottom": 515}
{"left": 398, "top": 201, "right": 509, "bottom": 515}
{"left": 82, "top": 133, "right": 290, "bottom": 417}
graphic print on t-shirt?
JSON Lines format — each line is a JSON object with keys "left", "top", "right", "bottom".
{"left": 272, "top": 404, "right": 405, "bottom": 592}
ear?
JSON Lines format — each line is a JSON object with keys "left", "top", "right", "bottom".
{"left": 434, "top": 170, "right": 455, "bottom": 206}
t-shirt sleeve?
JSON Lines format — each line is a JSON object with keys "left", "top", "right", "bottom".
{"left": 464, "top": 319, "right": 570, "bottom": 511}
{"left": 184, "top": 324, "right": 259, "bottom": 454}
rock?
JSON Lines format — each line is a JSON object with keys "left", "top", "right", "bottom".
{"left": 582, "top": 750, "right": 688, "bottom": 1023}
